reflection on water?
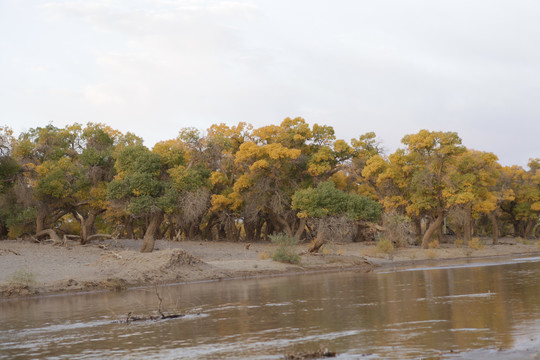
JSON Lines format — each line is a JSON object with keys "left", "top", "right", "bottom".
{"left": 1, "top": 256, "right": 540, "bottom": 359}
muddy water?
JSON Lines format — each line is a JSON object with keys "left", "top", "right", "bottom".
{"left": 2, "top": 256, "right": 540, "bottom": 359}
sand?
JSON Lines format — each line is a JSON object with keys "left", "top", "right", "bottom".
{"left": 1, "top": 237, "right": 539, "bottom": 298}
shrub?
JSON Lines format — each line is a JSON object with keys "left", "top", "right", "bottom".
{"left": 428, "top": 239, "right": 440, "bottom": 249}
{"left": 8, "top": 268, "right": 36, "bottom": 287}
{"left": 426, "top": 249, "right": 437, "bottom": 259}
{"left": 381, "top": 213, "right": 413, "bottom": 248}
{"left": 468, "top": 237, "right": 485, "bottom": 250}
{"left": 270, "top": 233, "right": 300, "bottom": 264}
{"left": 454, "top": 238, "right": 464, "bottom": 248}
{"left": 376, "top": 237, "right": 394, "bottom": 255}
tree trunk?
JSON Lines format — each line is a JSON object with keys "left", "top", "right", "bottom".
{"left": 490, "top": 212, "right": 500, "bottom": 244}
{"left": 36, "top": 229, "right": 62, "bottom": 244}
{"left": 294, "top": 217, "right": 307, "bottom": 241}
{"left": 125, "top": 216, "right": 135, "bottom": 239}
{"left": 309, "top": 221, "right": 327, "bottom": 253}
{"left": 422, "top": 212, "right": 444, "bottom": 249}
{"left": 525, "top": 220, "right": 535, "bottom": 239}
{"left": 463, "top": 206, "right": 472, "bottom": 244}
{"left": 414, "top": 218, "right": 422, "bottom": 244}
{"left": 76, "top": 213, "right": 88, "bottom": 245}
{"left": 275, "top": 214, "right": 293, "bottom": 238}
{"left": 141, "top": 211, "right": 163, "bottom": 253}
{"left": 244, "top": 221, "right": 255, "bottom": 241}
{"left": 36, "top": 208, "right": 47, "bottom": 234}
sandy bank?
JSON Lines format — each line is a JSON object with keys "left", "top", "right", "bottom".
{"left": 1, "top": 238, "right": 539, "bottom": 299}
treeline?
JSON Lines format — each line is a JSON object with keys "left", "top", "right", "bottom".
{"left": 0, "top": 118, "right": 538, "bottom": 252}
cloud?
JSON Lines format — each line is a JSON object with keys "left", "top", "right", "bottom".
{"left": 3, "top": 0, "right": 538, "bottom": 167}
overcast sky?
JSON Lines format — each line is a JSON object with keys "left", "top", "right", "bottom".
{"left": 1, "top": 0, "right": 539, "bottom": 167}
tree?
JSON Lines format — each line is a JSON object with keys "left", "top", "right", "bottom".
{"left": 499, "top": 160, "right": 540, "bottom": 238}
{"left": 292, "top": 181, "right": 382, "bottom": 251}
{"left": 107, "top": 144, "right": 178, "bottom": 252}
{"left": 0, "top": 126, "right": 21, "bottom": 237}
{"left": 400, "top": 130, "right": 465, "bottom": 248}
{"left": 73, "top": 123, "right": 119, "bottom": 244}
{"left": 446, "top": 150, "right": 500, "bottom": 243}
{"left": 12, "top": 124, "right": 86, "bottom": 236}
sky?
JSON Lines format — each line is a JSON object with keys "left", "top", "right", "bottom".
{"left": 1, "top": 0, "right": 539, "bottom": 167}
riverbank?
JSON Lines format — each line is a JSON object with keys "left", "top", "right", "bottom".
{"left": 1, "top": 237, "right": 539, "bottom": 299}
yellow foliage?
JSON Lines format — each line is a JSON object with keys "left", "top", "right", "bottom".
{"left": 235, "top": 142, "right": 262, "bottom": 163}
{"left": 210, "top": 194, "right": 232, "bottom": 211}
{"left": 333, "top": 139, "right": 352, "bottom": 154}
{"left": 152, "top": 139, "right": 185, "bottom": 166}
{"left": 428, "top": 239, "right": 440, "bottom": 249}
{"left": 228, "top": 192, "right": 243, "bottom": 211}
{"left": 210, "top": 171, "right": 227, "bottom": 186}
{"left": 254, "top": 124, "right": 281, "bottom": 140}
{"left": 307, "top": 162, "right": 331, "bottom": 176}
{"left": 263, "top": 143, "right": 301, "bottom": 160}
{"left": 330, "top": 171, "right": 348, "bottom": 190}
{"left": 249, "top": 159, "right": 269, "bottom": 171}
{"left": 233, "top": 174, "right": 252, "bottom": 192}
{"left": 293, "top": 134, "right": 305, "bottom": 143}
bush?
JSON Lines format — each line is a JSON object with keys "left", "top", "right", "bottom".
{"left": 381, "top": 213, "right": 413, "bottom": 248}
{"left": 428, "top": 239, "right": 440, "bottom": 249}
{"left": 270, "top": 233, "right": 300, "bottom": 264}
{"left": 468, "top": 237, "right": 485, "bottom": 250}
{"left": 8, "top": 268, "right": 36, "bottom": 287}
{"left": 376, "top": 237, "right": 394, "bottom": 255}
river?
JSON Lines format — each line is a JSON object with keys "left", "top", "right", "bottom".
{"left": 2, "top": 255, "right": 540, "bottom": 359}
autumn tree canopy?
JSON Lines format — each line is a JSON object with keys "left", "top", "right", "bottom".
{"left": 0, "top": 120, "right": 537, "bottom": 252}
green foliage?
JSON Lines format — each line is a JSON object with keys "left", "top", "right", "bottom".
{"left": 108, "top": 145, "right": 174, "bottom": 216}
{"left": 292, "top": 181, "right": 382, "bottom": 222}
{"left": 270, "top": 233, "right": 301, "bottom": 264}
{"left": 0, "top": 156, "right": 20, "bottom": 193}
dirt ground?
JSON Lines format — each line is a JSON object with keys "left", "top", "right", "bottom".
{"left": 1, "top": 237, "right": 539, "bottom": 298}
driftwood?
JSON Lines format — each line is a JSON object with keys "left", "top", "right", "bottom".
{"left": 122, "top": 311, "right": 185, "bottom": 324}
{"left": 284, "top": 348, "right": 336, "bottom": 359}
{"left": 88, "top": 234, "right": 114, "bottom": 241}
{"left": 117, "top": 288, "right": 186, "bottom": 324}
{"left": 35, "top": 229, "right": 62, "bottom": 245}
{"left": 0, "top": 249, "right": 21, "bottom": 256}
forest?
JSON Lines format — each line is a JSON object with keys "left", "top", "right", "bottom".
{"left": 0, "top": 118, "right": 538, "bottom": 253}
